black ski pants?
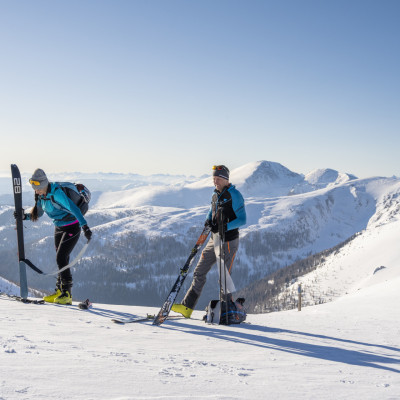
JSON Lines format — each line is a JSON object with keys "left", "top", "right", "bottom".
{"left": 54, "top": 222, "right": 81, "bottom": 291}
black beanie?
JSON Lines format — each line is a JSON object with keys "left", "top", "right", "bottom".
{"left": 212, "top": 165, "right": 230, "bottom": 180}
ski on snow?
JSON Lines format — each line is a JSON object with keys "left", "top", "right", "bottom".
{"left": 152, "top": 225, "right": 211, "bottom": 326}
{"left": 112, "top": 314, "right": 155, "bottom": 324}
{"left": 0, "top": 292, "right": 44, "bottom": 304}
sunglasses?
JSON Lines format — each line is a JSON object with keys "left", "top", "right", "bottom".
{"left": 29, "top": 179, "right": 41, "bottom": 186}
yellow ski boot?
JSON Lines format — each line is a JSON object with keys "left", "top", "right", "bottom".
{"left": 43, "top": 289, "right": 61, "bottom": 303}
{"left": 54, "top": 290, "right": 72, "bottom": 305}
{"left": 171, "top": 304, "right": 193, "bottom": 318}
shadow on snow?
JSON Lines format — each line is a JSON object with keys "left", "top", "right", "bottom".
{"left": 161, "top": 321, "right": 400, "bottom": 374}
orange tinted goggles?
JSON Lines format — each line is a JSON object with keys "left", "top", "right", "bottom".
{"left": 29, "top": 179, "right": 41, "bottom": 186}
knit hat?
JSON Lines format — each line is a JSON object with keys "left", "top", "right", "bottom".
{"left": 30, "top": 168, "right": 49, "bottom": 190}
{"left": 212, "top": 165, "right": 230, "bottom": 180}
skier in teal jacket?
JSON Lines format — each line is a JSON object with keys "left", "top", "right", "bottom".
{"left": 172, "top": 165, "right": 246, "bottom": 318}
{"left": 20, "top": 168, "right": 92, "bottom": 305}
{"left": 26, "top": 183, "right": 88, "bottom": 227}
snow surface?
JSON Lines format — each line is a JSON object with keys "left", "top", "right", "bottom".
{"left": 1, "top": 161, "right": 400, "bottom": 399}
{"left": 1, "top": 239, "right": 400, "bottom": 400}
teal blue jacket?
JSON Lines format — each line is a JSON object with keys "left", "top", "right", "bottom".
{"left": 26, "top": 183, "right": 87, "bottom": 227}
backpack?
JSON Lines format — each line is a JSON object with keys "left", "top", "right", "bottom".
{"left": 204, "top": 298, "right": 247, "bottom": 325}
{"left": 51, "top": 182, "right": 91, "bottom": 216}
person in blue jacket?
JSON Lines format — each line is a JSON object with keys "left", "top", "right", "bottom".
{"left": 172, "top": 165, "right": 246, "bottom": 318}
{"left": 22, "top": 168, "right": 92, "bottom": 305}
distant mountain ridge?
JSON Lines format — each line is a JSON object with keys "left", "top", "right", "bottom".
{"left": 0, "top": 161, "right": 399, "bottom": 310}
{"left": 0, "top": 161, "right": 358, "bottom": 202}
{"left": 89, "top": 160, "right": 360, "bottom": 209}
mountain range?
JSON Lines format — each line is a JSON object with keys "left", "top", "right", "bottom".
{"left": 1, "top": 160, "right": 399, "bottom": 311}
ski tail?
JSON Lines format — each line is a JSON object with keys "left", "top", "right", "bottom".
{"left": 152, "top": 225, "right": 211, "bottom": 326}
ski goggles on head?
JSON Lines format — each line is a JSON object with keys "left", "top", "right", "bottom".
{"left": 212, "top": 165, "right": 230, "bottom": 173}
{"left": 29, "top": 179, "right": 41, "bottom": 186}
{"left": 212, "top": 165, "right": 230, "bottom": 180}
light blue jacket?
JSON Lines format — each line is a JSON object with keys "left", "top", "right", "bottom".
{"left": 27, "top": 183, "right": 87, "bottom": 227}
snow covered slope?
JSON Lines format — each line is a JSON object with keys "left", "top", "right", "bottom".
{"left": 0, "top": 276, "right": 20, "bottom": 297}
{"left": 1, "top": 267, "right": 399, "bottom": 399}
{"left": 264, "top": 178, "right": 400, "bottom": 311}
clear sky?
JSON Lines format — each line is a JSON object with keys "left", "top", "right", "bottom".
{"left": 1, "top": 0, "right": 399, "bottom": 178}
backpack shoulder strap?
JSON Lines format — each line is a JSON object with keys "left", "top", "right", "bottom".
{"left": 50, "top": 183, "right": 68, "bottom": 210}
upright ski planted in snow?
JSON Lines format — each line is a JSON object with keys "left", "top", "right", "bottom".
{"left": 11, "top": 164, "right": 28, "bottom": 299}
{"left": 152, "top": 225, "right": 211, "bottom": 326}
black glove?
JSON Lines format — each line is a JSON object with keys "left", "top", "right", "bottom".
{"left": 13, "top": 210, "right": 27, "bottom": 220}
{"left": 82, "top": 225, "right": 92, "bottom": 241}
{"left": 205, "top": 219, "right": 218, "bottom": 233}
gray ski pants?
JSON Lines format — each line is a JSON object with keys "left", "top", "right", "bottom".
{"left": 181, "top": 233, "right": 239, "bottom": 310}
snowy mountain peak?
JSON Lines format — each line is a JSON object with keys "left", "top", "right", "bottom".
{"left": 233, "top": 161, "right": 301, "bottom": 183}
{"left": 232, "top": 161, "right": 304, "bottom": 197}
{"left": 305, "top": 168, "right": 357, "bottom": 187}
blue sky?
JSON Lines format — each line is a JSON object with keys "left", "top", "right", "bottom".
{"left": 1, "top": 0, "right": 399, "bottom": 178}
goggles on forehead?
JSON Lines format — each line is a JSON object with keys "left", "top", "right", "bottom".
{"left": 29, "top": 179, "right": 41, "bottom": 186}
{"left": 212, "top": 165, "right": 230, "bottom": 173}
